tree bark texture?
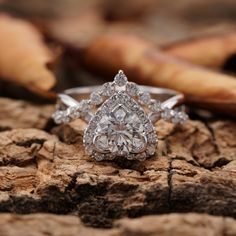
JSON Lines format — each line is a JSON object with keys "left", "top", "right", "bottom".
{"left": 0, "top": 97, "right": 235, "bottom": 234}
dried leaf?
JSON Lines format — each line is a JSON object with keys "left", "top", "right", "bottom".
{"left": 164, "top": 31, "right": 236, "bottom": 69}
{"left": 0, "top": 14, "right": 56, "bottom": 96}
{"left": 83, "top": 34, "right": 236, "bottom": 116}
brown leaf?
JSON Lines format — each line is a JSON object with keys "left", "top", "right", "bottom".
{"left": 164, "top": 31, "right": 236, "bottom": 69}
{"left": 0, "top": 14, "right": 56, "bottom": 96}
{"left": 82, "top": 34, "right": 236, "bottom": 116}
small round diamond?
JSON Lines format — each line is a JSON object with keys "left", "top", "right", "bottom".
{"left": 85, "top": 146, "right": 93, "bottom": 155}
{"left": 104, "top": 154, "right": 116, "bottom": 160}
{"left": 94, "top": 135, "right": 109, "bottom": 151}
{"left": 52, "top": 111, "right": 64, "bottom": 124}
{"left": 68, "top": 107, "right": 80, "bottom": 119}
{"left": 78, "top": 100, "right": 91, "bottom": 112}
{"left": 90, "top": 91, "right": 103, "bottom": 105}
{"left": 114, "top": 70, "right": 127, "bottom": 86}
{"left": 132, "top": 134, "right": 146, "bottom": 153}
{"left": 126, "top": 82, "right": 139, "bottom": 96}
{"left": 149, "top": 112, "right": 161, "bottom": 123}
{"left": 84, "top": 113, "right": 93, "bottom": 123}
{"left": 149, "top": 100, "right": 162, "bottom": 112}
{"left": 144, "top": 123, "right": 153, "bottom": 133}
{"left": 127, "top": 154, "right": 136, "bottom": 160}
{"left": 136, "top": 152, "right": 146, "bottom": 161}
{"left": 172, "top": 111, "right": 188, "bottom": 124}
{"left": 52, "top": 110, "right": 70, "bottom": 124}
{"left": 161, "top": 107, "right": 174, "bottom": 121}
{"left": 94, "top": 153, "right": 105, "bottom": 161}
{"left": 101, "top": 82, "right": 115, "bottom": 96}
{"left": 146, "top": 145, "right": 156, "bottom": 156}
{"left": 148, "top": 133, "right": 157, "bottom": 143}
{"left": 139, "top": 92, "right": 151, "bottom": 105}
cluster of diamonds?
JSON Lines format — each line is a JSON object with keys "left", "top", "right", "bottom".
{"left": 53, "top": 71, "right": 188, "bottom": 125}
{"left": 83, "top": 91, "right": 157, "bottom": 161}
{"left": 53, "top": 70, "right": 188, "bottom": 161}
{"left": 53, "top": 99, "right": 92, "bottom": 124}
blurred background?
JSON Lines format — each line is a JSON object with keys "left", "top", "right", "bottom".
{"left": 0, "top": 0, "right": 236, "bottom": 102}
{"left": 1, "top": 0, "right": 236, "bottom": 44}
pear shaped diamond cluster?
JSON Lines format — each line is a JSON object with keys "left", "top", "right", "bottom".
{"left": 84, "top": 91, "right": 157, "bottom": 161}
{"left": 53, "top": 70, "right": 188, "bottom": 161}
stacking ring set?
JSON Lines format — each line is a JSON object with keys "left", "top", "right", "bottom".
{"left": 53, "top": 70, "right": 188, "bottom": 161}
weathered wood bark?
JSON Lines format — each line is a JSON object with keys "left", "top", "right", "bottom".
{"left": 0, "top": 97, "right": 235, "bottom": 234}
{"left": 1, "top": 213, "right": 236, "bottom": 236}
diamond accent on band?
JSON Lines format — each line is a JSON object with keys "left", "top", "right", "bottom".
{"left": 114, "top": 70, "right": 127, "bottom": 86}
{"left": 126, "top": 82, "right": 139, "bottom": 96}
{"left": 78, "top": 100, "right": 91, "bottom": 112}
{"left": 172, "top": 111, "right": 188, "bottom": 124}
{"left": 138, "top": 92, "right": 151, "bottom": 105}
{"left": 68, "top": 107, "right": 81, "bottom": 119}
{"left": 84, "top": 91, "right": 157, "bottom": 161}
{"left": 101, "top": 82, "right": 115, "bottom": 96}
{"left": 52, "top": 110, "right": 69, "bottom": 124}
{"left": 161, "top": 107, "right": 173, "bottom": 120}
{"left": 90, "top": 91, "right": 103, "bottom": 105}
{"left": 149, "top": 99, "right": 162, "bottom": 112}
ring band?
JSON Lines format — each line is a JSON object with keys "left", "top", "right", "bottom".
{"left": 62, "top": 85, "right": 184, "bottom": 109}
{"left": 53, "top": 70, "right": 188, "bottom": 161}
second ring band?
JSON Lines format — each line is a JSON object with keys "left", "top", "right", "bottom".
{"left": 53, "top": 70, "right": 188, "bottom": 161}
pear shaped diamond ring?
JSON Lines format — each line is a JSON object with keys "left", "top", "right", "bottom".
{"left": 53, "top": 70, "right": 188, "bottom": 161}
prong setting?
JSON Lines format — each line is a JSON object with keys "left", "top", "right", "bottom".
{"left": 53, "top": 70, "right": 188, "bottom": 161}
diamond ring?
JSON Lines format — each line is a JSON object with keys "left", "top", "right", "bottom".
{"left": 53, "top": 70, "right": 188, "bottom": 161}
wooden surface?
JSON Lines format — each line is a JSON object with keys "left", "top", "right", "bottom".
{"left": 0, "top": 97, "right": 235, "bottom": 235}
{"left": 1, "top": 213, "right": 236, "bottom": 236}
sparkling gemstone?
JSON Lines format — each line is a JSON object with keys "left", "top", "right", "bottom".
{"left": 149, "top": 112, "right": 161, "bottom": 123}
{"left": 132, "top": 133, "right": 146, "bottom": 152}
{"left": 78, "top": 100, "right": 91, "bottom": 112}
{"left": 68, "top": 107, "right": 80, "bottom": 119}
{"left": 84, "top": 113, "right": 93, "bottom": 123}
{"left": 113, "top": 106, "right": 127, "bottom": 122}
{"left": 172, "top": 111, "right": 188, "bottom": 124}
{"left": 126, "top": 82, "right": 139, "bottom": 96}
{"left": 114, "top": 70, "right": 127, "bottom": 86}
{"left": 139, "top": 92, "right": 151, "bottom": 105}
{"left": 149, "top": 100, "right": 162, "bottom": 112}
{"left": 144, "top": 123, "right": 153, "bottom": 133}
{"left": 109, "top": 134, "right": 132, "bottom": 156}
{"left": 136, "top": 152, "right": 146, "bottom": 161}
{"left": 52, "top": 111, "right": 64, "bottom": 124}
{"left": 101, "top": 82, "right": 115, "bottom": 96}
{"left": 127, "top": 154, "right": 135, "bottom": 160}
{"left": 146, "top": 145, "right": 156, "bottom": 155}
{"left": 96, "top": 116, "right": 113, "bottom": 134}
{"left": 161, "top": 107, "right": 174, "bottom": 120}
{"left": 90, "top": 92, "right": 103, "bottom": 105}
{"left": 94, "top": 153, "right": 105, "bottom": 161}
{"left": 84, "top": 92, "right": 158, "bottom": 160}
{"left": 148, "top": 133, "right": 157, "bottom": 143}
{"left": 83, "top": 133, "right": 93, "bottom": 144}
{"left": 85, "top": 146, "right": 93, "bottom": 155}
{"left": 94, "top": 135, "right": 109, "bottom": 151}
{"left": 52, "top": 110, "right": 70, "bottom": 124}
{"left": 93, "top": 104, "right": 147, "bottom": 156}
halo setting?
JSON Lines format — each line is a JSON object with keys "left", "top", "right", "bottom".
{"left": 53, "top": 70, "right": 188, "bottom": 161}
{"left": 84, "top": 91, "right": 157, "bottom": 161}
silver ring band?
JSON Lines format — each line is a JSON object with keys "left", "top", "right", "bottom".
{"left": 59, "top": 85, "right": 184, "bottom": 111}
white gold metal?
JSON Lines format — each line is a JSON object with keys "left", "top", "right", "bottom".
{"left": 53, "top": 70, "right": 188, "bottom": 161}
